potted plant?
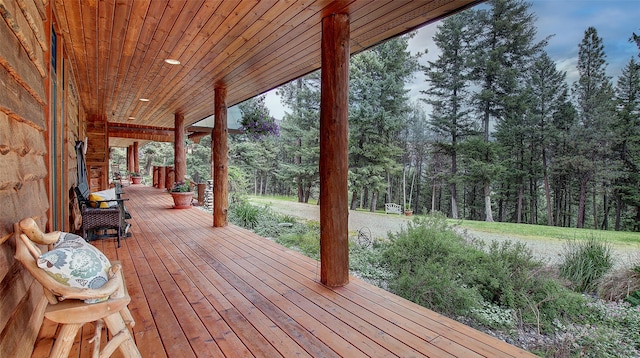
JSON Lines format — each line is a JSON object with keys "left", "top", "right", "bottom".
{"left": 169, "top": 181, "right": 193, "bottom": 209}
{"left": 130, "top": 172, "right": 142, "bottom": 184}
{"left": 404, "top": 203, "right": 413, "bottom": 216}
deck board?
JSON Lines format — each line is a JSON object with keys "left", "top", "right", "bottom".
{"left": 32, "top": 185, "right": 536, "bottom": 357}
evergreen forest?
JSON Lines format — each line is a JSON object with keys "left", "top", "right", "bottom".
{"left": 126, "top": 0, "right": 640, "bottom": 232}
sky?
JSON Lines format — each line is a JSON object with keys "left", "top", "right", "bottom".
{"left": 264, "top": 0, "right": 640, "bottom": 120}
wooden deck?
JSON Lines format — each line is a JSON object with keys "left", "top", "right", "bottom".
{"left": 32, "top": 185, "right": 535, "bottom": 357}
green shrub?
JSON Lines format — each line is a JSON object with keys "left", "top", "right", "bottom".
{"left": 231, "top": 200, "right": 262, "bottom": 229}
{"left": 571, "top": 300, "right": 640, "bottom": 357}
{"left": 469, "top": 240, "right": 541, "bottom": 308}
{"left": 349, "top": 238, "right": 390, "bottom": 285}
{"left": 229, "top": 200, "right": 309, "bottom": 239}
{"left": 275, "top": 222, "right": 320, "bottom": 260}
{"left": 381, "top": 214, "right": 484, "bottom": 315}
{"left": 560, "top": 236, "right": 613, "bottom": 293}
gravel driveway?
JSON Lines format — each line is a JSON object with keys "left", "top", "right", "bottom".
{"left": 250, "top": 197, "right": 640, "bottom": 269}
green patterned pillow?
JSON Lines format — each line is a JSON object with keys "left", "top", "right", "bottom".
{"left": 38, "top": 232, "right": 111, "bottom": 303}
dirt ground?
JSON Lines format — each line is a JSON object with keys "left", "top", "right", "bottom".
{"left": 249, "top": 197, "right": 640, "bottom": 269}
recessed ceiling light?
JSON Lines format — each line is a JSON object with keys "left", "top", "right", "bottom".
{"left": 165, "top": 59, "right": 181, "bottom": 65}
{"left": 128, "top": 116, "right": 135, "bottom": 120}
{"left": 139, "top": 98, "right": 150, "bottom": 102}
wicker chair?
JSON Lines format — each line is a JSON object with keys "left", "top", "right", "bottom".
{"left": 75, "top": 141, "right": 129, "bottom": 247}
{"left": 75, "top": 186, "right": 126, "bottom": 247}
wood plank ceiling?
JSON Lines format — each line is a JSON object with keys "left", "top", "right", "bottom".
{"left": 54, "top": 0, "right": 480, "bottom": 146}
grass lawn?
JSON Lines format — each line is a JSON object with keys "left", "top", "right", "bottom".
{"left": 453, "top": 219, "right": 640, "bottom": 245}
{"left": 248, "top": 195, "right": 640, "bottom": 246}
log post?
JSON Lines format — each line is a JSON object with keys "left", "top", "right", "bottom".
{"left": 127, "top": 145, "right": 134, "bottom": 174}
{"left": 319, "top": 13, "right": 350, "bottom": 287}
{"left": 166, "top": 166, "right": 175, "bottom": 189}
{"left": 133, "top": 141, "right": 139, "bottom": 174}
{"left": 174, "top": 113, "right": 186, "bottom": 182}
{"left": 158, "top": 166, "right": 166, "bottom": 189}
{"left": 152, "top": 166, "right": 158, "bottom": 187}
{"left": 213, "top": 86, "right": 228, "bottom": 227}
{"left": 197, "top": 183, "right": 206, "bottom": 206}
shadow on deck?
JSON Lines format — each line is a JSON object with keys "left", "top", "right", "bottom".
{"left": 33, "top": 185, "right": 534, "bottom": 357}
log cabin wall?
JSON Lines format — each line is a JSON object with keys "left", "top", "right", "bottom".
{"left": 0, "top": 0, "right": 80, "bottom": 356}
{"left": 86, "top": 117, "right": 109, "bottom": 192}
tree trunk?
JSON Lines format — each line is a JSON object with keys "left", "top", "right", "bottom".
{"left": 369, "top": 191, "right": 378, "bottom": 212}
{"left": 450, "top": 183, "right": 458, "bottom": 219}
{"left": 350, "top": 191, "right": 358, "bottom": 210}
{"left": 387, "top": 172, "right": 393, "bottom": 204}
{"left": 264, "top": 174, "right": 269, "bottom": 196}
{"left": 615, "top": 192, "right": 621, "bottom": 231}
{"left": 402, "top": 166, "right": 407, "bottom": 211}
{"left": 297, "top": 138, "right": 303, "bottom": 203}
{"left": 144, "top": 154, "right": 154, "bottom": 177}
{"left": 543, "top": 150, "right": 554, "bottom": 226}
{"left": 431, "top": 182, "right": 436, "bottom": 213}
{"left": 592, "top": 183, "right": 598, "bottom": 230}
{"left": 450, "top": 148, "right": 458, "bottom": 219}
{"left": 484, "top": 180, "right": 494, "bottom": 222}
{"left": 409, "top": 168, "right": 416, "bottom": 212}
{"left": 254, "top": 169, "right": 258, "bottom": 196}
{"left": 601, "top": 190, "right": 609, "bottom": 230}
{"left": 516, "top": 185, "right": 523, "bottom": 224}
{"left": 577, "top": 175, "right": 588, "bottom": 228}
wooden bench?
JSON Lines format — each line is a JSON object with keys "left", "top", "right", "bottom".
{"left": 15, "top": 218, "right": 141, "bottom": 358}
{"left": 384, "top": 203, "right": 402, "bottom": 215}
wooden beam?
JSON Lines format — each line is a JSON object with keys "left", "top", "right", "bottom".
{"left": 319, "top": 13, "right": 350, "bottom": 287}
{"left": 108, "top": 122, "right": 174, "bottom": 142}
{"left": 213, "top": 87, "right": 228, "bottom": 227}
{"left": 188, "top": 125, "right": 243, "bottom": 135}
{"left": 174, "top": 113, "right": 185, "bottom": 182}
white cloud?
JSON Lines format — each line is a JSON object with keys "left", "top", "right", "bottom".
{"left": 264, "top": 88, "right": 289, "bottom": 120}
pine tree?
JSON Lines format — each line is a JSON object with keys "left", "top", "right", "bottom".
{"left": 572, "top": 27, "right": 615, "bottom": 229}
{"left": 422, "top": 12, "right": 475, "bottom": 219}
{"left": 349, "top": 36, "right": 419, "bottom": 211}
{"left": 613, "top": 58, "right": 640, "bottom": 230}
{"left": 548, "top": 89, "right": 578, "bottom": 227}
{"left": 234, "top": 97, "right": 280, "bottom": 195}
{"left": 277, "top": 73, "right": 321, "bottom": 202}
{"left": 525, "top": 52, "right": 568, "bottom": 225}
{"left": 468, "top": 0, "right": 545, "bottom": 222}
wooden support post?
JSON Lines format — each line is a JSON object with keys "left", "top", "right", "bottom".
{"left": 133, "top": 141, "right": 139, "bottom": 174}
{"left": 197, "top": 183, "right": 206, "bottom": 206}
{"left": 127, "top": 145, "right": 134, "bottom": 174}
{"left": 174, "top": 113, "right": 186, "bottom": 182}
{"left": 319, "top": 13, "right": 350, "bottom": 287}
{"left": 152, "top": 166, "right": 158, "bottom": 187}
{"left": 158, "top": 166, "right": 166, "bottom": 189}
{"left": 213, "top": 86, "right": 228, "bottom": 227}
{"left": 166, "top": 166, "right": 175, "bottom": 190}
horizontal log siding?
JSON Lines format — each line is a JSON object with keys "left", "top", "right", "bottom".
{"left": 0, "top": 0, "right": 50, "bottom": 357}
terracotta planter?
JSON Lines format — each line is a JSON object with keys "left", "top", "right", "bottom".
{"left": 131, "top": 176, "right": 142, "bottom": 184}
{"left": 170, "top": 191, "right": 193, "bottom": 209}
{"left": 404, "top": 210, "right": 413, "bottom": 217}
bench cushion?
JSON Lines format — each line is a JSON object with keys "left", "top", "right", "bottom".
{"left": 38, "top": 232, "right": 112, "bottom": 303}
{"left": 89, "top": 188, "right": 119, "bottom": 208}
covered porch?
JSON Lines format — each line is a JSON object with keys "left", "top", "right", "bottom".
{"left": 33, "top": 185, "right": 533, "bottom": 357}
